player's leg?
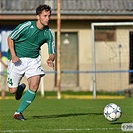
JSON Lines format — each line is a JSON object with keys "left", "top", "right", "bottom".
{"left": 14, "top": 75, "right": 41, "bottom": 120}
{"left": 8, "top": 75, "right": 25, "bottom": 100}
{"left": 13, "top": 56, "right": 45, "bottom": 120}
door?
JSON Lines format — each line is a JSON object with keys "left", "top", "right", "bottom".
{"left": 55, "top": 32, "right": 79, "bottom": 88}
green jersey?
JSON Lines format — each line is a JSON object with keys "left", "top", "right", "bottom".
{"left": 8, "top": 21, "right": 55, "bottom": 60}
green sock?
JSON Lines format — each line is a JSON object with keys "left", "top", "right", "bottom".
{"left": 17, "top": 89, "right": 36, "bottom": 113}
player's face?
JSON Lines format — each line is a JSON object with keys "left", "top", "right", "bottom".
{"left": 37, "top": 10, "right": 51, "bottom": 26}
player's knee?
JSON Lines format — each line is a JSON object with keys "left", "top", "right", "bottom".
{"left": 29, "top": 83, "right": 40, "bottom": 92}
{"left": 29, "top": 84, "right": 39, "bottom": 92}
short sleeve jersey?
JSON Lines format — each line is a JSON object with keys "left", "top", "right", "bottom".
{"left": 8, "top": 21, "right": 55, "bottom": 60}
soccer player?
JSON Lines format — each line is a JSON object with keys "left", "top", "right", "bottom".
{"left": 7, "top": 4, "right": 56, "bottom": 121}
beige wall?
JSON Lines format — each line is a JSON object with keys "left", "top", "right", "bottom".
{"left": 38, "top": 20, "right": 93, "bottom": 92}
{"left": 39, "top": 21, "right": 133, "bottom": 92}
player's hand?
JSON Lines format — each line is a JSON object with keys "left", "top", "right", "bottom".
{"left": 12, "top": 56, "right": 20, "bottom": 63}
{"left": 46, "top": 59, "right": 54, "bottom": 69}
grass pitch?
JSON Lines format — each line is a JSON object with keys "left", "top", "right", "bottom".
{"left": 0, "top": 93, "right": 132, "bottom": 133}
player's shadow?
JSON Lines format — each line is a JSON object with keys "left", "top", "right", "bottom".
{"left": 111, "top": 122, "right": 129, "bottom": 125}
{"left": 32, "top": 112, "right": 103, "bottom": 119}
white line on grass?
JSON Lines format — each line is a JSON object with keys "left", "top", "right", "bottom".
{"left": 44, "top": 128, "right": 121, "bottom": 131}
{"left": 0, "top": 128, "right": 121, "bottom": 132}
{"left": 0, "top": 130, "right": 29, "bottom": 132}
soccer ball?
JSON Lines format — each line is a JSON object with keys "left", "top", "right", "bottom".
{"left": 103, "top": 103, "right": 122, "bottom": 121}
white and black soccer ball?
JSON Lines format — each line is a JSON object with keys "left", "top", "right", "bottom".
{"left": 103, "top": 103, "right": 122, "bottom": 121}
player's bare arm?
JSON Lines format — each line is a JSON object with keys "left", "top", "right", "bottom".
{"left": 8, "top": 36, "right": 20, "bottom": 63}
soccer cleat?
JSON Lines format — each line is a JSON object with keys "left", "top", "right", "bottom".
{"left": 15, "top": 83, "right": 26, "bottom": 100}
{"left": 14, "top": 112, "right": 26, "bottom": 121}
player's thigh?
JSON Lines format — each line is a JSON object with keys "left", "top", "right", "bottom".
{"left": 27, "top": 75, "right": 41, "bottom": 92}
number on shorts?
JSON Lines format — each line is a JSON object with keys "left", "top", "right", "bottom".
{"left": 8, "top": 78, "right": 13, "bottom": 86}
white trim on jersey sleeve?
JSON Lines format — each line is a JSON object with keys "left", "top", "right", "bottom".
{"left": 10, "top": 21, "right": 31, "bottom": 39}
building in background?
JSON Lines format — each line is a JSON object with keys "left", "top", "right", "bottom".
{"left": 0, "top": 0, "right": 133, "bottom": 92}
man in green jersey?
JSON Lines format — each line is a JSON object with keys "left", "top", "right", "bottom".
{"left": 7, "top": 4, "right": 56, "bottom": 121}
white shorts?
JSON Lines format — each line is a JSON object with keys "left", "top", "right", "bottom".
{"left": 7, "top": 56, "right": 45, "bottom": 88}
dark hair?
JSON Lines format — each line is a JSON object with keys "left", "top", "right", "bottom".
{"left": 36, "top": 4, "right": 51, "bottom": 15}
